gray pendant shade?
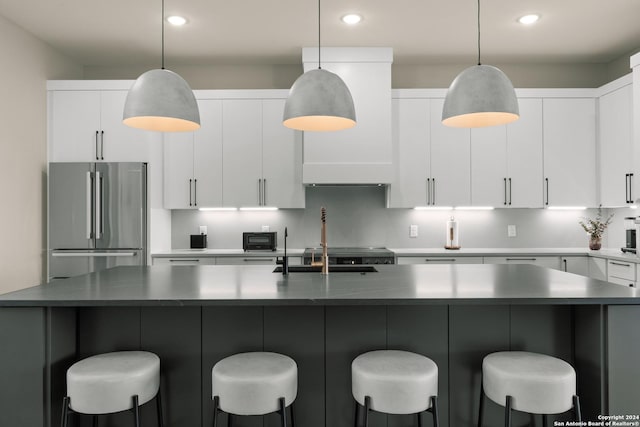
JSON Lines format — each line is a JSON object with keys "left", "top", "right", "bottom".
{"left": 283, "top": 68, "right": 356, "bottom": 132}
{"left": 442, "top": 65, "right": 519, "bottom": 129}
{"left": 123, "top": 69, "right": 200, "bottom": 132}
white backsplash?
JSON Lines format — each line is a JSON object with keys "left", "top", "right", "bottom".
{"left": 170, "top": 186, "right": 632, "bottom": 250}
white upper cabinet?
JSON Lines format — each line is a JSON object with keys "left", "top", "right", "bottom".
{"left": 471, "top": 98, "right": 543, "bottom": 208}
{"left": 429, "top": 98, "right": 471, "bottom": 207}
{"left": 543, "top": 98, "right": 597, "bottom": 207}
{"left": 49, "top": 89, "right": 157, "bottom": 162}
{"left": 222, "top": 98, "right": 304, "bottom": 208}
{"left": 388, "top": 98, "right": 430, "bottom": 207}
{"left": 261, "top": 99, "right": 304, "bottom": 209}
{"left": 164, "top": 99, "right": 223, "bottom": 209}
{"left": 388, "top": 97, "right": 470, "bottom": 208}
{"left": 222, "top": 99, "right": 263, "bottom": 207}
{"left": 599, "top": 82, "right": 634, "bottom": 207}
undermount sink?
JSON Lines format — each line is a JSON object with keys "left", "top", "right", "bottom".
{"left": 273, "top": 265, "right": 378, "bottom": 273}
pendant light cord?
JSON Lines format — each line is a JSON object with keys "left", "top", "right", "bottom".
{"left": 161, "top": 0, "right": 165, "bottom": 69}
{"left": 477, "top": 0, "right": 481, "bottom": 65}
{"left": 318, "top": 0, "right": 321, "bottom": 69}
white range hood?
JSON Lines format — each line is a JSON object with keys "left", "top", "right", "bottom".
{"left": 301, "top": 47, "right": 393, "bottom": 185}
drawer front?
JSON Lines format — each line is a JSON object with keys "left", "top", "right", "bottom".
{"left": 397, "top": 256, "right": 483, "bottom": 265}
{"left": 607, "top": 276, "right": 636, "bottom": 288}
{"left": 217, "top": 256, "right": 278, "bottom": 265}
{"left": 607, "top": 260, "right": 636, "bottom": 281}
{"left": 152, "top": 257, "right": 215, "bottom": 265}
{"left": 483, "top": 256, "right": 560, "bottom": 269}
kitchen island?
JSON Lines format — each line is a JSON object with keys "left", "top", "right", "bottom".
{"left": 1, "top": 264, "right": 638, "bottom": 427}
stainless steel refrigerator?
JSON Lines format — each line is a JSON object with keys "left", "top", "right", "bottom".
{"left": 48, "top": 162, "right": 147, "bottom": 280}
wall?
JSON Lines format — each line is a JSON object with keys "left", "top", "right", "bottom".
{"left": 82, "top": 56, "right": 635, "bottom": 90}
{"left": 0, "top": 15, "right": 82, "bottom": 293}
{"left": 171, "top": 186, "right": 622, "bottom": 250}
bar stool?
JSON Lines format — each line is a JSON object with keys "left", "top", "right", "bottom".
{"left": 478, "top": 351, "right": 582, "bottom": 427}
{"left": 212, "top": 352, "right": 297, "bottom": 427}
{"left": 61, "top": 350, "right": 163, "bottom": 427}
{"left": 352, "top": 350, "right": 439, "bottom": 427}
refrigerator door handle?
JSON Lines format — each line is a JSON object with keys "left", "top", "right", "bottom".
{"left": 86, "top": 171, "right": 93, "bottom": 240}
{"left": 95, "top": 171, "right": 102, "bottom": 240}
{"left": 51, "top": 251, "right": 137, "bottom": 257}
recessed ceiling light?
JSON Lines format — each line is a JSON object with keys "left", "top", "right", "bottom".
{"left": 341, "top": 14, "right": 362, "bottom": 25}
{"left": 167, "top": 15, "right": 187, "bottom": 26}
{"left": 518, "top": 14, "right": 540, "bottom": 25}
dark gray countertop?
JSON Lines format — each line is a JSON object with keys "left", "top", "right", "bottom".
{"left": 0, "top": 264, "right": 638, "bottom": 307}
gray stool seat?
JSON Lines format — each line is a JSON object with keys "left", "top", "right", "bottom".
{"left": 483, "top": 351, "right": 576, "bottom": 414}
{"left": 212, "top": 352, "right": 298, "bottom": 416}
{"left": 352, "top": 350, "right": 438, "bottom": 415}
{"left": 66, "top": 351, "right": 160, "bottom": 415}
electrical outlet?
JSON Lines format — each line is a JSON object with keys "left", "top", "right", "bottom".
{"left": 261, "top": 225, "right": 270, "bottom": 232}
{"left": 508, "top": 225, "right": 517, "bottom": 237}
{"left": 410, "top": 225, "right": 418, "bottom": 238}
{"left": 199, "top": 225, "right": 207, "bottom": 235}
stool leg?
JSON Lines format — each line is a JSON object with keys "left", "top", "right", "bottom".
{"left": 228, "top": 413, "right": 233, "bottom": 427}
{"left": 279, "top": 397, "right": 287, "bottom": 427}
{"left": 93, "top": 415, "right": 99, "bottom": 427}
{"left": 290, "top": 401, "right": 296, "bottom": 427}
{"left": 504, "top": 396, "right": 513, "bottom": 427}
{"left": 354, "top": 400, "right": 360, "bottom": 427}
{"left": 60, "top": 396, "right": 70, "bottom": 427}
{"left": 133, "top": 395, "right": 140, "bottom": 427}
{"left": 213, "top": 396, "right": 220, "bottom": 427}
{"left": 431, "top": 396, "right": 439, "bottom": 427}
{"left": 364, "top": 396, "right": 371, "bottom": 427}
{"left": 156, "top": 386, "right": 164, "bottom": 427}
{"left": 478, "top": 379, "right": 485, "bottom": 427}
{"left": 543, "top": 415, "right": 549, "bottom": 427}
{"left": 417, "top": 411, "right": 422, "bottom": 427}
{"left": 573, "top": 396, "right": 582, "bottom": 422}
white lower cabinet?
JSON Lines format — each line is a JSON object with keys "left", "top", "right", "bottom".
{"left": 397, "top": 256, "right": 483, "bottom": 265}
{"left": 152, "top": 257, "right": 216, "bottom": 266}
{"left": 607, "top": 259, "right": 637, "bottom": 287}
{"left": 483, "top": 256, "right": 561, "bottom": 269}
{"left": 587, "top": 257, "right": 608, "bottom": 281}
{"left": 560, "top": 256, "right": 589, "bottom": 276}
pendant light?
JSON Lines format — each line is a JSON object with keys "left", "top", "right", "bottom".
{"left": 283, "top": 0, "right": 356, "bottom": 132}
{"left": 123, "top": 0, "right": 200, "bottom": 132}
{"left": 442, "top": 0, "right": 519, "bottom": 128}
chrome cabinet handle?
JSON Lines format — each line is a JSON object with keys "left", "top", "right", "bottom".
{"left": 242, "top": 258, "right": 274, "bottom": 262}
{"left": 189, "top": 179, "right": 193, "bottom": 207}
{"left": 100, "top": 130, "right": 105, "bottom": 160}
{"left": 626, "top": 173, "right": 630, "bottom": 203}
{"left": 194, "top": 179, "right": 197, "bottom": 206}
{"left": 425, "top": 258, "right": 456, "bottom": 262}
{"left": 169, "top": 258, "right": 200, "bottom": 262}
{"left": 563, "top": 259, "right": 568, "bottom": 272}
{"left": 545, "top": 178, "right": 549, "bottom": 206}
{"left": 426, "top": 178, "right": 431, "bottom": 205}
{"left": 508, "top": 178, "right": 512, "bottom": 206}
{"left": 95, "top": 171, "right": 102, "bottom": 239}
{"left": 504, "top": 178, "right": 507, "bottom": 205}
{"left": 432, "top": 178, "right": 436, "bottom": 205}
{"left": 258, "top": 179, "right": 262, "bottom": 205}
{"left": 95, "top": 131, "right": 100, "bottom": 160}
{"left": 263, "top": 178, "right": 267, "bottom": 206}
{"left": 506, "top": 258, "right": 536, "bottom": 261}
{"left": 610, "top": 261, "right": 631, "bottom": 267}
{"left": 630, "top": 173, "right": 634, "bottom": 204}
{"left": 86, "top": 171, "right": 93, "bottom": 239}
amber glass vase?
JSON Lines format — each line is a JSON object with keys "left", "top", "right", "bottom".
{"left": 589, "top": 236, "right": 602, "bottom": 250}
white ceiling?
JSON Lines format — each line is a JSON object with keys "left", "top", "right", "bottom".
{"left": 0, "top": 0, "right": 639, "bottom": 67}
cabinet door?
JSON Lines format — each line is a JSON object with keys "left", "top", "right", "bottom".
{"left": 49, "top": 90, "right": 101, "bottom": 161}
{"left": 560, "top": 256, "right": 589, "bottom": 276}
{"left": 222, "top": 100, "right": 263, "bottom": 207}
{"left": 397, "top": 257, "right": 483, "bottom": 264}
{"left": 483, "top": 256, "right": 561, "bottom": 269}
{"left": 599, "top": 85, "right": 633, "bottom": 207}
{"left": 193, "top": 100, "right": 223, "bottom": 208}
{"left": 543, "top": 98, "right": 596, "bottom": 207}
{"left": 217, "top": 256, "right": 277, "bottom": 265}
{"left": 429, "top": 99, "right": 471, "bottom": 207}
{"left": 99, "top": 90, "right": 153, "bottom": 162}
{"left": 164, "top": 132, "right": 195, "bottom": 209}
{"left": 470, "top": 126, "right": 507, "bottom": 207}
{"left": 507, "top": 98, "right": 544, "bottom": 208}
{"left": 262, "top": 99, "right": 304, "bottom": 208}
{"left": 388, "top": 98, "right": 430, "bottom": 207}
{"left": 587, "top": 257, "right": 608, "bottom": 281}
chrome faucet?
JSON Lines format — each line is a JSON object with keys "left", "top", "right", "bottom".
{"left": 310, "top": 207, "right": 329, "bottom": 275}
